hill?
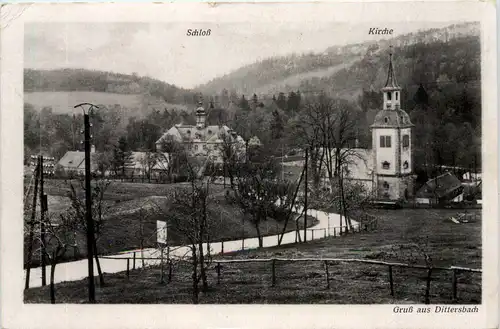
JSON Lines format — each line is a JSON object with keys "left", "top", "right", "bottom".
{"left": 197, "top": 22, "right": 480, "bottom": 101}
{"left": 24, "top": 68, "right": 197, "bottom": 117}
{"left": 24, "top": 91, "right": 189, "bottom": 119}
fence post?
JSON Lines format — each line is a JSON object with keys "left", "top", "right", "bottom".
{"left": 271, "top": 259, "right": 276, "bottom": 286}
{"left": 334, "top": 227, "right": 336, "bottom": 237}
{"left": 324, "top": 260, "right": 330, "bottom": 289}
{"left": 312, "top": 230, "right": 315, "bottom": 240}
{"left": 126, "top": 259, "right": 130, "bottom": 279}
{"left": 425, "top": 268, "right": 432, "bottom": 304}
{"left": 221, "top": 241, "right": 224, "bottom": 254}
{"left": 242, "top": 238, "right": 245, "bottom": 251}
{"left": 216, "top": 262, "right": 221, "bottom": 284}
{"left": 323, "top": 228, "right": 327, "bottom": 238}
{"left": 133, "top": 252, "right": 136, "bottom": 270}
{"left": 388, "top": 265, "right": 394, "bottom": 296}
{"left": 452, "top": 269, "right": 457, "bottom": 302}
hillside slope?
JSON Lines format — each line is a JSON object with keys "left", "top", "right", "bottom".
{"left": 197, "top": 22, "right": 480, "bottom": 100}
{"left": 24, "top": 68, "right": 197, "bottom": 117}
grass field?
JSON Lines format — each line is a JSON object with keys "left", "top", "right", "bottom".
{"left": 25, "top": 179, "right": 317, "bottom": 266}
{"left": 25, "top": 207, "right": 482, "bottom": 304}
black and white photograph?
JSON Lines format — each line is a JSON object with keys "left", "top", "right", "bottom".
{"left": 0, "top": 2, "right": 497, "bottom": 329}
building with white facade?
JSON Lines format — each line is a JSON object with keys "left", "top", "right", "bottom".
{"left": 155, "top": 103, "right": 246, "bottom": 164}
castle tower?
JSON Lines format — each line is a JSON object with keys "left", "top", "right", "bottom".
{"left": 195, "top": 102, "right": 206, "bottom": 129}
{"left": 371, "top": 48, "right": 415, "bottom": 200}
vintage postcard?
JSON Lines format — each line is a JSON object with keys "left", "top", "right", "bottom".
{"left": 0, "top": 1, "right": 497, "bottom": 329}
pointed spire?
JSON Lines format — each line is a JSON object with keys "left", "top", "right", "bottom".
{"left": 384, "top": 45, "right": 400, "bottom": 89}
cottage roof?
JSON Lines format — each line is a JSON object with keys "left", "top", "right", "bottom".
{"left": 58, "top": 151, "right": 86, "bottom": 169}
{"left": 417, "top": 172, "right": 462, "bottom": 198}
{"left": 57, "top": 151, "right": 100, "bottom": 170}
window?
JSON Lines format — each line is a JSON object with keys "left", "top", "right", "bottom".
{"left": 383, "top": 181, "right": 390, "bottom": 189}
{"left": 380, "top": 135, "right": 391, "bottom": 148}
{"left": 387, "top": 92, "right": 392, "bottom": 100}
{"left": 403, "top": 135, "right": 410, "bottom": 148}
{"left": 186, "top": 130, "right": 191, "bottom": 134}
{"left": 384, "top": 117, "right": 389, "bottom": 123}
{"left": 382, "top": 161, "right": 390, "bottom": 169}
{"left": 194, "top": 144, "right": 199, "bottom": 150}
{"left": 203, "top": 144, "right": 207, "bottom": 150}
{"left": 403, "top": 161, "right": 409, "bottom": 169}
{"left": 395, "top": 92, "right": 398, "bottom": 101}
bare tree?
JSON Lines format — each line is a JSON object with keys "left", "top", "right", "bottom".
{"left": 230, "top": 159, "right": 284, "bottom": 248}
{"left": 316, "top": 97, "right": 361, "bottom": 232}
{"left": 217, "top": 133, "right": 244, "bottom": 189}
{"left": 139, "top": 151, "right": 158, "bottom": 183}
{"left": 156, "top": 155, "right": 214, "bottom": 303}
{"left": 67, "top": 178, "right": 111, "bottom": 286}
{"left": 39, "top": 213, "right": 77, "bottom": 303}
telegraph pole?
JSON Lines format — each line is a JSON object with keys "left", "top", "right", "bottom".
{"left": 39, "top": 155, "right": 47, "bottom": 286}
{"left": 75, "top": 103, "right": 98, "bottom": 303}
{"left": 303, "top": 148, "right": 308, "bottom": 243}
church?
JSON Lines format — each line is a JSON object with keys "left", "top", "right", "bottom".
{"left": 367, "top": 50, "right": 415, "bottom": 200}
{"left": 285, "top": 50, "right": 416, "bottom": 201}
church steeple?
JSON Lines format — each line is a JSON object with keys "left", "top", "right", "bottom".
{"left": 381, "top": 46, "right": 401, "bottom": 111}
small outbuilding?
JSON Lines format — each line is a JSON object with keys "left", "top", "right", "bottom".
{"left": 415, "top": 172, "right": 464, "bottom": 204}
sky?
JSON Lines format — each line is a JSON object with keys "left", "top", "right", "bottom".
{"left": 25, "top": 21, "right": 455, "bottom": 89}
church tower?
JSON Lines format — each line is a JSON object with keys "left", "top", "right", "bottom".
{"left": 371, "top": 48, "right": 415, "bottom": 200}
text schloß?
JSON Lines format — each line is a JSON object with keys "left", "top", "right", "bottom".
{"left": 187, "top": 29, "right": 211, "bottom": 36}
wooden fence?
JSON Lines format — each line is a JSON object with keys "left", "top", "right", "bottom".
{"left": 100, "top": 254, "right": 480, "bottom": 304}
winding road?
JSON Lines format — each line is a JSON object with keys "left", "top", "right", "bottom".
{"left": 24, "top": 206, "right": 358, "bottom": 288}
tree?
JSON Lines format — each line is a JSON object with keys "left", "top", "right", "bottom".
{"left": 217, "top": 133, "right": 244, "bottom": 189}
{"left": 40, "top": 213, "right": 77, "bottom": 303}
{"left": 67, "top": 178, "right": 111, "bottom": 286}
{"left": 239, "top": 95, "right": 250, "bottom": 111}
{"left": 231, "top": 159, "right": 282, "bottom": 247}
{"left": 112, "top": 137, "right": 134, "bottom": 179}
{"left": 276, "top": 92, "right": 287, "bottom": 111}
{"left": 139, "top": 151, "right": 158, "bottom": 182}
{"left": 157, "top": 156, "right": 215, "bottom": 303}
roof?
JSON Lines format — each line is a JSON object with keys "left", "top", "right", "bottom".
{"left": 371, "top": 108, "right": 414, "bottom": 128}
{"left": 416, "top": 172, "right": 463, "bottom": 198}
{"left": 156, "top": 124, "right": 243, "bottom": 145}
{"left": 58, "top": 151, "right": 85, "bottom": 169}
{"left": 381, "top": 52, "right": 401, "bottom": 91}
{"left": 57, "top": 151, "right": 100, "bottom": 170}
{"left": 129, "top": 152, "right": 170, "bottom": 170}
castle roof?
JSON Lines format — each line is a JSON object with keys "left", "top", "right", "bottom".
{"left": 155, "top": 124, "right": 243, "bottom": 145}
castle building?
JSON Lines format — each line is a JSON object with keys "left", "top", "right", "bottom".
{"left": 155, "top": 103, "right": 246, "bottom": 164}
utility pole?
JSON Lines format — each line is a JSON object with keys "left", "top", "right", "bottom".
{"left": 25, "top": 158, "right": 41, "bottom": 289}
{"left": 75, "top": 102, "right": 98, "bottom": 303}
{"left": 39, "top": 155, "right": 47, "bottom": 286}
{"left": 304, "top": 147, "right": 308, "bottom": 243}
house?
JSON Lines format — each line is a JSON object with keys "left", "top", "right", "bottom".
{"left": 155, "top": 103, "right": 247, "bottom": 164}
{"left": 415, "top": 172, "right": 464, "bottom": 204}
{"left": 57, "top": 148, "right": 170, "bottom": 179}
{"left": 127, "top": 152, "right": 170, "bottom": 179}
{"left": 57, "top": 149, "right": 100, "bottom": 176}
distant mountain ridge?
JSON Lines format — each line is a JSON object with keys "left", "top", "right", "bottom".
{"left": 197, "top": 22, "right": 480, "bottom": 98}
